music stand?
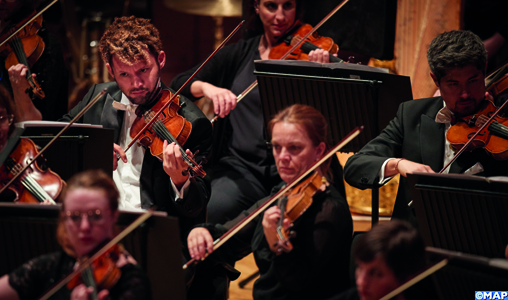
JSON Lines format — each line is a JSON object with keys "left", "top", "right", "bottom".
{"left": 0, "top": 203, "right": 186, "bottom": 300}
{"left": 379, "top": 247, "right": 508, "bottom": 300}
{"left": 254, "top": 60, "right": 413, "bottom": 225}
{"left": 408, "top": 172, "right": 508, "bottom": 258}
{"left": 17, "top": 122, "right": 114, "bottom": 180}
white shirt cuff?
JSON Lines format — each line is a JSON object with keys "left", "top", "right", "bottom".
{"left": 170, "top": 177, "right": 191, "bottom": 201}
{"left": 378, "top": 158, "right": 396, "bottom": 185}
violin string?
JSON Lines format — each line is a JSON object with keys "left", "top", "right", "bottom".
{"left": 6, "top": 158, "right": 48, "bottom": 202}
{"left": 146, "top": 112, "right": 193, "bottom": 166}
{"left": 10, "top": 36, "right": 33, "bottom": 82}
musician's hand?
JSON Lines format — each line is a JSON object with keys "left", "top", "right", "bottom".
{"left": 7, "top": 64, "right": 42, "bottom": 121}
{"left": 187, "top": 227, "right": 214, "bottom": 260}
{"left": 263, "top": 206, "right": 290, "bottom": 253}
{"left": 113, "top": 143, "right": 127, "bottom": 171}
{"left": 385, "top": 158, "right": 435, "bottom": 178}
{"left": 162, "top": 140, "right": 191, "bottom": 189}
{"left": 308, "top": 49, "right": 337, "bottom": 63}
{"left": 200, "top": 82, "right": 237, "bottom": 118}
{"left": 8, "top": 64, "right": 31, "bottom": 94}
{"left": 70, "top": 284, "right": 109, "bottom": 300}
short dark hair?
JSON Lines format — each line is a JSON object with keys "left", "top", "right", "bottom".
{"left": 427, "top": 30, "right": 487, "bottom": 82}
{"left": 354, "top": 220, "right": 426, "bottom": 283}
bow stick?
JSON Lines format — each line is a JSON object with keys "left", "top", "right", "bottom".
{"left": 183, "top": 125, "right": 363, "bottom": 269}
{"left": 210, "top": 0, "right": 350, "bottom": 123}
{"left": 121, "top": 20, "right": 244, "bottom": 155}
{"left": 0, "top": 0, "right": 59, "bottom": 48}
{"left": 0, "top": 89, "right": 107, "bottom": 197}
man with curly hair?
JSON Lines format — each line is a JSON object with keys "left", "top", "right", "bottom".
{"left": 60, "top": 16, "right": 212, "bottom": 239}
{"left": 344, "top": 30, "right": 508, "bottom": 225}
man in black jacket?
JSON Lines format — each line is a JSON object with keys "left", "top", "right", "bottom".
{"left": 344, "top": 30, "right": 508, "bottom": 225}
{"left": 60, "top": 16, "right": 212, "bottom": 238}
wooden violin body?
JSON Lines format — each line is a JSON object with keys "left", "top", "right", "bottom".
{"left": 130, "top": 89, "right": 205, "bottom": 178}
{"left": 0, "top": 11, "right": 46, "bottom": 99}
{"left": 269, "top": 22, "right": 341, "bottom": 62}
{"left": 273, "top": 172, "right": 326, "bottom": 253}
{"left": 447, "top": 99, "right": 508, "bottom": 160}
{"left": 130, "top": 90, "right": 192, "bottom": 159}
{"left": 67, "top": 244, "right": 122, "bottom": 296}
{"left": 0, "top": 138, "right": 63, "bottom": 203}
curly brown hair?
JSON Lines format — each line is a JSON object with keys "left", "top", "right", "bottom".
{"left": 99, "top": 16, "right": 163, "bottom": 66}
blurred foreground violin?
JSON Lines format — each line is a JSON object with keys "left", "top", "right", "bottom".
{"left": 40, "top": 210, "right": 153, "bottom": 300}
{"left": 67, "top": 244, "right": 122, "bottom": 300}
{"left": 0, "top": 137, "right": 63, "bottom": 203}
{"left": 0, "top": 0, "right": 58, "bottom": 100}
{"left": 269, "top": 21, "right": 342, "bottom": 63}
{"left": 0, "top": 89, "right": 107, "bottom": 198}
{"left": 183, "top": 126, "right": 363, "bottom": 269}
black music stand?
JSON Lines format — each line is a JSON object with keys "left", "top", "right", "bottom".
{"left": 408, "top": 172, "right": 508, "bottom": 258}
{"left": 18, "top": 122, "right": 114, "bottom": 181}
{"left": 381, "top": 247, "right": 508, "bottom": 300}
{"left": 254, "top": 60, "right": 413, "bottom": 225}
{"left": 0, "top": 204, "right": 186, "bottom": 300}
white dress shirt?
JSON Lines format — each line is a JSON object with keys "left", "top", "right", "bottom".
{"left": 112, "top": 93, "right": 190, "bottom": 211}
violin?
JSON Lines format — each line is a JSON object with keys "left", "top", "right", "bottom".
{"left": 210, "top": 0, "right": 350, "bottom": 123}
{"left": 121, "top": 21, "right": 245, "bottom": 175}
{"left": 0, "top": 10, "right": 46, "bottom": 99}
{"left": 182, "top": 126, "right": 363, "bottom": 269}
{"left": 39, "top": 209, "right": 153, "bottom": 300}
{"left": 447, "top": 99, "right": 508, "bottom": 160}
{"left": 272, "top": 172, "right": 326, "bottom": 253}
{"left": 130, "top": 89, "right": 205, "bottom": 178}
{"left": 67, "top": 244, "right": 122, "bottom": 299}
{"left": 0, "top": 137, "right": 63, "bottom": 203}
{"left": 269, "top": 21, "right": 342, "bottom": 63}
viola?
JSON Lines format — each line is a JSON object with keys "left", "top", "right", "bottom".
{"left": 0, "top": 10, "right": 46, "bottom": 99}
{"left": 269, "top": 22, "right": 342, "bottom": 63}
{"left": 272, "top": 172, "right": 326, "bottom": 253}
{"left": 67, "top": 244, "right": 122, "bottom": 300}
{"left": 130, "top": 88, "right": 206, "bottom": 178}
{"left": 0, "top": 137, "right": 63, "bottom": 203}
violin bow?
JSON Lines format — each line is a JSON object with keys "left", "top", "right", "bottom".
{"left": 182, "top": 125, "right": 363, "bottom": 269}
{"left": 122, "top": 20, "right": 244, "bottom": 155}
{"left": 439, "top": 99, "right": 508, "bottom": 174}
{"left": 0, "top": 0, "right": 59, "bottom": 48}
{"left": 210, "top": 0, "right": 350, "bottom": 124}
{"left": 39, "top": 209, "right": 154, "bottom": 300}
{"left": 0, "top": 89, "right": 107, "bottom": 196}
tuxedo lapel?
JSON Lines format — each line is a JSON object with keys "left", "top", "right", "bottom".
{"left": 420, "top": 114, "right": 445, "bottom": 172}
{"left": 101, "top": 92, "right": 124, "bottom": 143}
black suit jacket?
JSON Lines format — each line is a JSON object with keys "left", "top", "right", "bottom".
{"left": 60, "top": 82, "right": 213, "bottom": 236}
{"left": 344, "top": 97, "right": 508, "bottom": 224}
